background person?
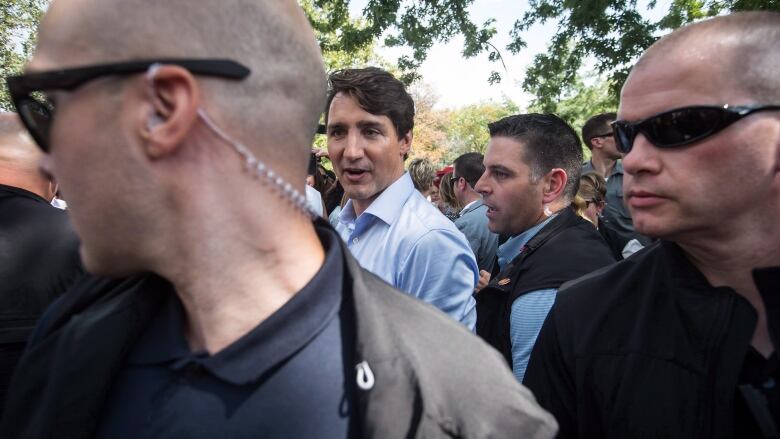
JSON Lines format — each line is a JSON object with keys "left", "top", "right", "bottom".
{"left": 407, "top": 157, "right": 437, "bottom": 199}
{"left": 474, "top": 114, "right": 615, "bottom": 382}
{"left": 452, "top": 152, "right": 498, "bottom": 273}
{"left": 0, "top": 113, "right": 83, "bottom": 416}
{"left": 581, "top": 112, "right": 649, "bottom": 250}
{"left": 438, "top": 171, "right": 461, "bottom": 221}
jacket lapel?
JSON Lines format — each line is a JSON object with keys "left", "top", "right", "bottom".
{"left": 460, "top": 200, "right": 484, "bottom": 216}
{"left": 337, "top": 236, "right": 424, "bottom": 437}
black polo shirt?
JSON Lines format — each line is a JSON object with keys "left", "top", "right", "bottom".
{"left": 0, "top": 184, "right": 82, "bottom": 416}
{"left": 736, "top": 349, "right": 779, "bottom": 436}
{"left": 96, "top": 229, "right": 355, "bottom": 438}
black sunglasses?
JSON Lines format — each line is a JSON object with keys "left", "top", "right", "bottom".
{"left": 6, "top": 58, "right": 251, "bottom": 152}
{"left": 611, "top": 104, "right": 780, "bottom": 154}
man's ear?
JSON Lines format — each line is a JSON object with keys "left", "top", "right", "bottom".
{"left": 138, "top": 65, "right": 200, "bottom": 159}
{"left": 541, "top": 168, "right": 568, "bottom": 204}
{"left": 398, "top": 130, "right": 412, "bottom": 157}
{"left": 455, "top": 177, "right": 464, "bottom": 193}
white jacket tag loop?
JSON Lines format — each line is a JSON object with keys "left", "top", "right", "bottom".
{"left": 355, "top": 361, "right": 375, "bottom": 390}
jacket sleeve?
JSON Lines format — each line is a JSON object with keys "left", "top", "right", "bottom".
{"left": 523, "top": 306, "right": 578, "bottom": 438}
{"left": 455, "top": 216, "right": 481, "bottom": 256}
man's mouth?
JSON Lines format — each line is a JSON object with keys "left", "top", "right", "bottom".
{"left": 626, "top": 189, "right": 667, "bottom": 208}
{"left": 343, "top": 168, "right": 369, "bottom": 182}
{"left": 484, "top": 202, "right": 498, "bottom": 214}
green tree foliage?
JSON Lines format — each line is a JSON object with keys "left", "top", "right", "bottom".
{"left": 528, "top": 71, "right": 618, "bottom": 160}
{"left": 409, "top": 82, "right": 449, "bottom": 166}
{"left": 301, "top": 0, "right": 389, "bottom": 72}
{"left": 511, "top": 0, "right": 780, "bottom": 104}
{"left": 1, "top": 0, "right": 47, "bottom": 110}
{"left": 3, "top": 1, "right": 780, "bottom": 111}
{"left": 305, "top": 0, "right": 496, "bottom": 84}
{"left": 442, "top": 98, "right": 519, "bottom": 161}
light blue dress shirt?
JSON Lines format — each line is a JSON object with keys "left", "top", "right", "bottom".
{"left": 497, "top": 215, "right": 558, "bottom": 382}
{"left": 336, "top": 173, "right": 478, "bottom": 330}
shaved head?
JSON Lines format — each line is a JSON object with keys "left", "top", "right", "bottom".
{"left": 0, "top": 113, "right": 42, "bottom": 172}
{"left": 0, "top": 113, "right": 54, "bottom": 199}
{"left": 634, "top": 11, "right": 780, "bottom": 102}
{"left": 36, "top": 0, "right": 327, "bottom": 171}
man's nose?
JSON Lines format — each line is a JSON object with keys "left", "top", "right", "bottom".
{"left": 622, "top": 134, "right": 662, "bottom": 176}
{"left": 474, "top": 173, "right": 490, "bottom": 196}
{"left": 343, "top": 132, "right": 364, "bottom": 161}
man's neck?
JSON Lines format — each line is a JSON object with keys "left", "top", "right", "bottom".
{"left": 158, "top": 205, "right": 325, "bottom": 355}
{"left": 0, "top": 172, "right": 51, "bottom": 201}
{"left": 590, "top": 153, "right": 617, "bottom": 177}
{"left": 351, "top": 197, "right": 375, "bottom": 218}
{"left": 350, "top": 170, "right": 406, "bottom": 217}
{"left": 459, "top": 191, "right": 480, "bottom": 211}
{"left": 677, "top": 218, "right": 780, "bottom": 357}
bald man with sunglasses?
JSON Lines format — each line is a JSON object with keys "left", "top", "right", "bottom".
{"left": 524, "top": 12, "right": 780, "bottom": 438}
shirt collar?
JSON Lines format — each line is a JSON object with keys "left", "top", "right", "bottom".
{"left": 339, "top": 172, "right": 414, "bottom": 226}
{"left": 0, "top": 183, "right": 49, "bottom": 204}
{"left": 127, "top": 225, "right": 345, "bottom": 386}
{"left": 496, "top": 213, "right": 558, "bottom": 271}
{"left": 582, "top": 159, "right": 623, "bottom": 178}
{"left": 611, "top": 160, "right": 624, "bottom": 177}
{"left": 459, "top": 199, "right": 482, "bottom": 215}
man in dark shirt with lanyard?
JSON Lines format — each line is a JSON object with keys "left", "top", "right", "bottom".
{"left": 524, "top": 12, "right": 780, "bottom": 438}
{"left": 0, "top": 0, "right": 556, "bottom": 437}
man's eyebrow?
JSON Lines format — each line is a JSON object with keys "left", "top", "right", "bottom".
{"left": 326, "top": 122, "right": 346, "bottom": 131}
{"left": 487, "top": 164, "right": 513, "bottom": 174}
{"left": 356, "top": 121, "right": 384, "bottom": 130}
{"left": 326, "top": 120, "right": 384, "bottom": 131}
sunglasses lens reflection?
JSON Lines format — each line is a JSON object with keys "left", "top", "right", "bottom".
{"left": 646, "top": 108, "right": 722, "bottom": 147}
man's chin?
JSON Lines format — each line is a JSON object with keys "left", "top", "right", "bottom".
{"left": 486, "top": 219, "right": 504, "bottom": 235}
{"left": 344, "top": 187, "right": 377, "bottom": 203}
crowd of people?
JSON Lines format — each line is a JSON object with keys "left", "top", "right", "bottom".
{"left": 0, "top": 0, "right": 777, "bottom": 437}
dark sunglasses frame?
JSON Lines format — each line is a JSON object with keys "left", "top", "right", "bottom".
{"left": 611, "top": 104, "right": 780, "bottom": 154}
{"left": 6, "top": 58, "right": 251, "bottom": 152}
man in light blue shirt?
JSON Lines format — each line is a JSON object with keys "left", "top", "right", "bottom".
{"left": 325, "top": 68, "right": 478, "bottom": 329}
{"left": 473, "top": 114, "right": 615, "bottom": 381}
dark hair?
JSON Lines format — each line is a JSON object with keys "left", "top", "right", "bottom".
{"left": 325, "top": 67, "right": 415, "bottom": 138}
{"left": 581, "top": 112, "right": 617, "bottom": 150}
{"left": 488, "top": 113, "right": 583, "bottom": 200}
{"left": 453, "top": 152, "right": 485, "bottom": 188}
